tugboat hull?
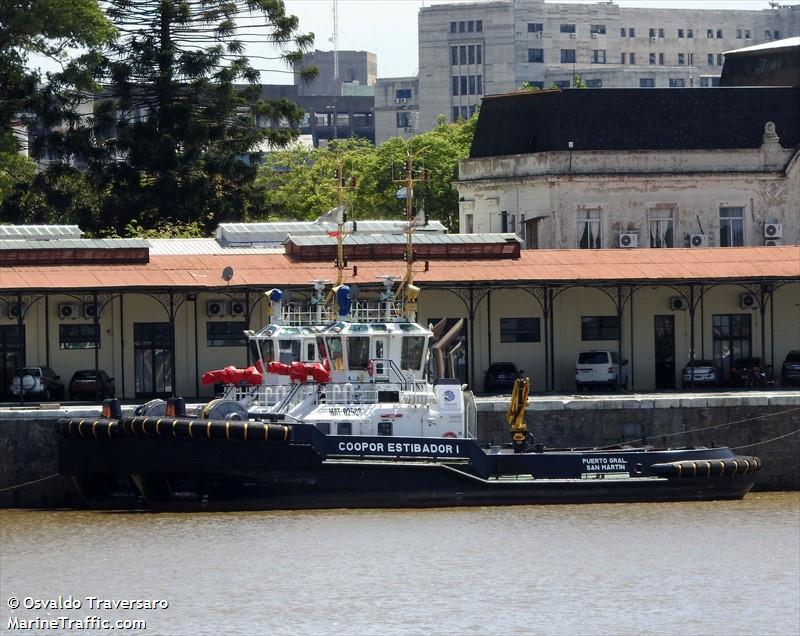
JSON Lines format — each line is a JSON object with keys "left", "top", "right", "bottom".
{"left": 58, "top": 418, "right": 759, "bottom": 512}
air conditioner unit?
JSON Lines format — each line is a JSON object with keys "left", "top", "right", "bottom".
{"left": 764, "top": 238, "right": 783, "bottom": 247}
{"left": 670, "top": 297, "right": 688, "bottom": 311}
{"left": 229, "top": 300, "right": 246, "bottom": 317}
{"left": 591, "top": 32, "right": 598, "bottom": 39}
{"left": 569, "top": 33, "right": 577, "bottom": 39}
{"left": 740, "top": 293, "right": 757, "bottom": 309}
{"left": 689, "top": 233, "right": 707, "bottom": 248}
{"left": 83, "top": 303, "right": 100, "bottom": 319}
{"left": 650, "top": 36, "right": 657, "bottom": 42}
{"left": 7, "top": 303, "right": 26, "bottom": 319}
{"left": 206, "top": 300, "right": 226, "bottom": 317}
{"left": 619, "top": 233, "right": 638, "bottom": 248}
{"left": 764, "top": 223, "right": 783, "bottom": 239}
{"left": 535, "top": 31, "right": 543, "bottom": 39}
{"left": 58, "top": 303, "right": 79, "bottom": 320}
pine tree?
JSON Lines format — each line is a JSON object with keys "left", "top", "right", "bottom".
{"left": 73, "top": 0, "right": 316, "bottom": 233}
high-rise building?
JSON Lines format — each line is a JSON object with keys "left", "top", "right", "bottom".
{"left": 416, "top": 0, "right": 799, "bottom": 133}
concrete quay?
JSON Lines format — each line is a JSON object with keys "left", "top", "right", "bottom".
{"left": 1, "top": 390, "right": 798, "bottom": 508}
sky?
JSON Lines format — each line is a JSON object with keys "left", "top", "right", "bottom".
{"left": 261, "top": 0, "right": 799, "bottom": 81}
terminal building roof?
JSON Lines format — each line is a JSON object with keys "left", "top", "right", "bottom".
{"left": 2, "top": 246, "right": 798, "bottom": 292}
{"left": 469, "top": 86, "right": 800, "bottom": 158}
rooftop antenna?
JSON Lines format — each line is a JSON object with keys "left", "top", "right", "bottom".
{"left": 332, "top": 0, "right": 340, "bottom": 95}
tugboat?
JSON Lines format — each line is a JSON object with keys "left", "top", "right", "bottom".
{"left": 56, "top": 154, "right": 762, "bottom": 510}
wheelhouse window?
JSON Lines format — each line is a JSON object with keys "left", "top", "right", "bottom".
{"left": 719, "top": 206, "right": 744, "bottom": 246}
{"left": 577, "top": 207, "right": 601, "bottom": 249}
{"left": 59, "top": 324, "right": 99, "bottom": 350}
{"left": 401, "top": 336, "right": 425, "bottom": 370}
{"left": 581, "top": 316, "right": 620, "bottom": 341}
{"left": 649, "top": 207, "right": 675, "bottom": 248}
{"left": 278, "top": 339, "right": 301, "bottom": 363}
{"left": 500, "top": 318, "right": 541, "bottom": 343}
{"left": 347, "top": 336, "right": 370, "bottom": 370}
{"left": 328, "top": 336, "right": 344, "bottom": 370}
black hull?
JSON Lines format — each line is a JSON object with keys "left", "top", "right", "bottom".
{"left": 58, "top": 418, "right": 759, "bottom": 512}
{"left": 130, "top": 464, "right": 756, "bottom": 512}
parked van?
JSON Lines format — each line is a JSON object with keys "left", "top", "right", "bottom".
{"left": 575, "top": 351, "right": 627, "bottom": 391}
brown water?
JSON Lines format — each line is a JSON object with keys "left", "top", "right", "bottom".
{"left": 1, "top": 493, "right": 798, "bottom": 636}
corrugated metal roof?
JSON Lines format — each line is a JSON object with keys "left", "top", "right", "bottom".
{"left": 216, "top": 220, "right": 447, "bottom": 244}
{"left": 146, "top": 239, "right": 284, "bottom": 255}
{"left": 2, "top": 246, "right": 797, "bottom": 291}
{"left": 0, "top": 238, "right": 147, "bottom": 250}
{"left": 288, "top": 233, "right": 520, "bottom": 247}
{"left": 0, "top": 225, "right": 82, "bottom": 240}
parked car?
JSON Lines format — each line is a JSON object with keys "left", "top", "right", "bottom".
{"left": 729, "top": 357, "right": 772, "bottom": 387}
{"left": 575, "top": 351, "right": 627, "bottom": 391}
{"left": 781, "top": 350, "right": 800, "bottom": 387}
{"left": 484, "top": 362, "right": 519, "bottom": 393}
{"left": 681, "top": 359, "right": 721, "bottom": 388}
{"left": 69, "top": 369, "right": 116, "bottom": 400}
{"left": 9, "top": 366, "right": 65, "bottom": 400}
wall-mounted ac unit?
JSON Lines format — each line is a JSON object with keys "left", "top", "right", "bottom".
{"left": 569, "top": 32, "right": 577, "bottom": 39}
{"left": 619, "top": 233, "right": 638, "bottom": 248}
{"left": 740, "top": 293, "right": 757, "bottom": 309}
{"left": 535, "top": 31, "right": 543, "bottom": 39}
{"left": 83, "top": 303, "right": 100, "bottom": 319}
{"left": 229, "top": 301, "right": 246, "bottom": 317}
{"left": 591, "top": 32, "right": 598, "bottom": 39}
{"left": 58, "top": 303, "right": 79, "bottom": 320}
{"left": 650, "top": 36, "right": 657, "bottom": 42}
{"left": 764, "top": 238, "right": 782, "bottom": 247}
{"left": 764, "top": 223, "right": 783, "bottom": 239}
{"left": 670, "top": 297, "right": 688, "bottom": 311}
{"left": 689, "top": 233, "right": 707, "bottom": 248}
{"left": 7, "top": 303, "right": 26, "bottom": 319}
{"left": 207, "top": 300, "right": 226, "bottom": 317}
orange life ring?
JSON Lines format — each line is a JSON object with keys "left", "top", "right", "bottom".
{"left": 442, "top": 431, "right": 457, "bottom": 438}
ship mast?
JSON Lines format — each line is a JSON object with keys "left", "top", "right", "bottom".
{"left": 394, "top": 149, "right": 429, "bottom": 319}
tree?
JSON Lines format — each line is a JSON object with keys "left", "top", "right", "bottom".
{"left": 0, "top": 0, "right": 114, "bottom": 205}
{"left": 254, "top": 113, "right": 478, "bottom": 231}
{"left": 61, "top": 0, "right": 317, "bottom": 235}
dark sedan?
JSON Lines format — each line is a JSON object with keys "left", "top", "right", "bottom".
{"left": 69, "top": 369, "right": 116, "bottom": 400}
{"left": 781, "top": 350, "right": 800, "bottom": 387}
{"left": 484, "top": 362, "right": 519, "bottom": 393}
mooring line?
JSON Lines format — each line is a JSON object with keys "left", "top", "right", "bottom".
{"left": 597, "top": 405, "right": 800, "bottom": 449}
{"left": 0, "top": 473, "right": 60, "bottom": 493}
{"left": 731, "top": 428, "right": 800, "bottom": 450}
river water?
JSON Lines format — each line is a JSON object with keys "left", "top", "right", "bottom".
{"left": 1, "top": 493, "right": 798, "bottom": 636}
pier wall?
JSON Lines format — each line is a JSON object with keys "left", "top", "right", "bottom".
{"left": 1, "top": 393, "right": 798, "bottom": 508}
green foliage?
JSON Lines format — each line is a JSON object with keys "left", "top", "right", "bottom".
{"left": 65, "top": 0, "right": 317, "bottom": 235}
{"left": 123, "top": 219, "right": 205, "bottom": 239}
{"left": 0, "top": 167, "right": 105, "bottom": 230}
{"left": 518, "top": 82, "right": 542, "bottom": 92}
{"left": 255, "top": 113, "right": 478, "bottom": 231}
{"left": 573, "top": 74, "right": 588, "bottom": 89}
{"left": 0, "top": 0, "right": 114, "bottom": 206}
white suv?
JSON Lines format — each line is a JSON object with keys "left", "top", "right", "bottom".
{"left": 575, "top": 351, "right": 627, "bottom": 391}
